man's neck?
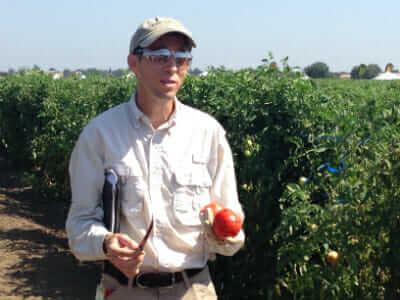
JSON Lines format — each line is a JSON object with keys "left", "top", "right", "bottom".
{"left": 135, "top": 92, "right": 175, "bottom": 130}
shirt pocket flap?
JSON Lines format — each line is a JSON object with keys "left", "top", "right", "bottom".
{"left": 192, "top": 153, "right": 208, "bottom": 164}
{"left": 174, "top": 166, "right": 212, "bottom": 188}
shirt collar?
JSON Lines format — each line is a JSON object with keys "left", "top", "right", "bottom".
{"left": 128, "top": 92, "right": 181, "bottom": 130}
{"left": 129, "top": 93, "right": 144, "bottom": 128}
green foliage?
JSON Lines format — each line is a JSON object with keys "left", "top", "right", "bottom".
{"left": 272, "top": 79, "right": 400, "bottom": 299}
{"left": 0, "top": 73, "right": 136, "bottom": 200}
{"left": 1, "top": 67, "right": 400, "bottom": 299}
{"left": 0, "top": 72, "right": 52, "bottom": 168}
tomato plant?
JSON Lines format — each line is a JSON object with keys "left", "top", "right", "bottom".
{"left": 2, "top": 66, "right": 400, "bottom": 299}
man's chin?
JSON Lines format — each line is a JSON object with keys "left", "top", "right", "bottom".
{"left": 156, "top": 92, "right": 177, "bottom": 102}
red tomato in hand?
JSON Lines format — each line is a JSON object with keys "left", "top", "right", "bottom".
{"left": 104, "top": 288, "right": 115, "bottom": 298}
{"left": 200, "top": 202, "right": 224, "bottom": 216}
{"left": 212, "top": 208, "right": 243, "bottom": 238}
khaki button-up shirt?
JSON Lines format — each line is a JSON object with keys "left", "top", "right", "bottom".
{"left": 66, "top": 94, "right": 245, "bottom": 271}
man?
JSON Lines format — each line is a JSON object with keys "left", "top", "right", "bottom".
{"left": 66, "top": 16, "right": 245, "bottom": 300}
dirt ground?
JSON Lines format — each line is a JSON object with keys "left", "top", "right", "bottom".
{"left": 0, "top": 157, "right": 102, "bottom": 300}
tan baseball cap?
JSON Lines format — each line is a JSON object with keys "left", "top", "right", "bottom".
{"left": 129, "top": 17, "right": 196, "bottom": 53}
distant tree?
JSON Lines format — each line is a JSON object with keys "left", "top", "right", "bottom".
{"left": 350, "top": 66, "right": 359, "bottom": 79}
{"left": 364, "top": 64, "right": 382, "bottom": 79}
{"left": 304, "top": 62, "right": 330, "bottom": 78}
{"left": 33, "top": 64, "right": 41, "bottom": 71}
{"left": 8, "top": 68, "right": 15, "bottom": 75}
{"left": 189, "top": 67, "right": 202, "bottom": 75}
{"left": 63, "top": 69, "right": 73, "bottom": 77}
{"left": 17, "top": 67, "right": 28, "bottom": 75}
{"left": 351, "top": 64, "right": 366, "bottom": 79}
{"left": 111, "top": 69, "right": 125, "bottom": 77}
{"left": 385, "top": 63, "right": 394, "bottom": 72}
{"left": 351, "top": 64, "right": 381, "bottom": 79}
{"left": 85, "top": 68, "right": 99, "bottom": 76}
{"left": 358, "top": 64, "right": 367, "bottom": 78}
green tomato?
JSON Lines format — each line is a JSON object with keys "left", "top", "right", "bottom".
{"left": 299, "top": 176, "right": 308, "bottom": 184}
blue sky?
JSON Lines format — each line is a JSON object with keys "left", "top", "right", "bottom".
{"left": 1, "top": 1, "right": 399, "bottom": 72}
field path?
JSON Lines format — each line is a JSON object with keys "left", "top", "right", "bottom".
{"left": 0, "top": 157, "right": 101, "bottom": 299}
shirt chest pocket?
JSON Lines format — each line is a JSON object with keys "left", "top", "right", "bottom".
{"left": 172, "top": 159, "right": 212, "bottom": 227}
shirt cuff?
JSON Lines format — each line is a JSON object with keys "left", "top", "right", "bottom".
{"left": 97, "top": 231, "right": 111, "bottom": 260}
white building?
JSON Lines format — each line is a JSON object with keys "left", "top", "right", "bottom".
{"left": 373, "top": 72, "right": 400, "bottom": 80}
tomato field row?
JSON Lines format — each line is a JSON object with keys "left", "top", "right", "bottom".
{"left": 1, "top": 67, "right": 400, "bottom": 299}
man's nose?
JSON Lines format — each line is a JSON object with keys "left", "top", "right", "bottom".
{"left": 164, "top": 55, "right": 178, "bottom": 71}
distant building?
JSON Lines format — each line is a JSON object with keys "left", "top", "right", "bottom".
{"left": 373, "top": 72, "right": 400, "bottom": 80}
{"left": 47, "top": 69, "right": 64, "bottom": 80}
{"left": 373, "top": 63, "right": 400, "bottom": 80}
{"left": 301, "top": 73, "right": 310, "bottom": 80}
{"left": 339, "top": 73, "right": 351, "bottom": 79}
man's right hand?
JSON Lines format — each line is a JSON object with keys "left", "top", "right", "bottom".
{"left": 103, "top": 233, "right": 145, "bottom": 278}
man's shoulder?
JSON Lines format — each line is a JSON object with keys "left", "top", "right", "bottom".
{"left": 179, "top": 102, "right": 222, "bottom": 131}
{"left": 93, "top": 102, "right": 128, "bottom": 123}
{"left": 84, "top": 102, "right": 129, "bottom": 132}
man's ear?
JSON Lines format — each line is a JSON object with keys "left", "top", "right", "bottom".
{"left": 127, "top": 54, "right": 138, "bottom": 73}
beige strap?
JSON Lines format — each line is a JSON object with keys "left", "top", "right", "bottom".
{"left": 95, "top": 282, "right": 105, "bottom": 300}
{"left": 128, "top": 277, "right": 135, "bottom": 290}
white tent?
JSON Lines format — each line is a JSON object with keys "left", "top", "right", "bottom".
{"left": 301, "top": 73, "right": 310, "bottom": 80}
{"left": 124, "top": 72, "right": 135, "bottom": 78}
{"left": 373, "top": 71, "right": 400, "bottom": 80}
{"left": 52, "top": 73, "right": 63, "bottom": 80}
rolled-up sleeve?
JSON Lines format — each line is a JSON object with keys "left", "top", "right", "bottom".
{"left": 210, "top": 127, "right": 245, "bottom": 252}
{"left": 66, "top": 126, "right": 109, "bottom": 261}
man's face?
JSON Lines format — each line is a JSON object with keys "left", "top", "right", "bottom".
{"left": 129, "top": 34, "right": 190, "bottom": 102}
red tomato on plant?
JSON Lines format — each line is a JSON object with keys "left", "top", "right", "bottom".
{"left": 200, "top": 202, "right": 224, "bottom": 216}
{"left": 212, "top": 208, "right": 243, "bottom": 238}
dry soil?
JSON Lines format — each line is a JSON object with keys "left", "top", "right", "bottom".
{"left": 0, "top": 157, "right": 101, "bottom": 299}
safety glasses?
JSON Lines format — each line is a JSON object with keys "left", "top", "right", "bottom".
{"left": 135, "top": 48, "right": 192, "bottom": 68}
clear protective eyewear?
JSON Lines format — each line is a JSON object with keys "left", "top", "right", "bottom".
{"left": 136, "top": 48, "right": 192, "bottom": 67}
